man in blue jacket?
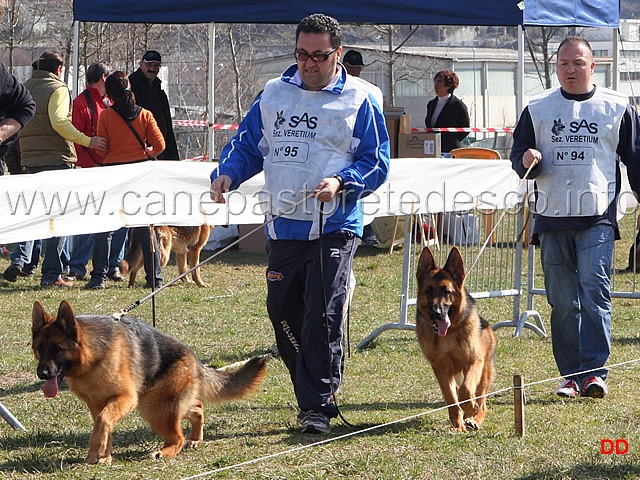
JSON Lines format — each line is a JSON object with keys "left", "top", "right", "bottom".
{"left": 210, "top": 13, "right": 390, "bottom": 434}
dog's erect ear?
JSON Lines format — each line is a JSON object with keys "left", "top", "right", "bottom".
{"left": 443, "top": 247, "right": 466, "bottom": 287}
{"left": 55, "top": 300, "right": 79, "bottom": 341}
{"left": 32, "top": 301, "right": 51, "bottom": 333}
{"left": 417, "top": 247, "right": 438, "bottom": 280}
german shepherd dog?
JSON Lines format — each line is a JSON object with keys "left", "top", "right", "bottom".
{"left": 120, "top": 225, "right": 212, "bottom": 287}
{"left": 415, "top": 246, "right": 496, "bottom": 431}
{"left": 31, "top": 300, "right": 266, "bottom": 464}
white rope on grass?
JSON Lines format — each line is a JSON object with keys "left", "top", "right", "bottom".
{"left": 180, "top": 387, "right": 517, "bottom": 480}
{"left": 180, "top": 357, "right": 640, "bottom": 480}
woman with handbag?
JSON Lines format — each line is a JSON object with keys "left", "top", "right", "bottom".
{"left": 97, "top": 71, "right": 165, "bottom": 288}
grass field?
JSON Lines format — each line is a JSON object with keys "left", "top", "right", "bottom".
{"left": 0, "top": 229, "right": 639, "bottom": 479}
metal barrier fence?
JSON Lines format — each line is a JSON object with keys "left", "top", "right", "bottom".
{"left": 358, "top": 204, "right": 547, "bottom": 349}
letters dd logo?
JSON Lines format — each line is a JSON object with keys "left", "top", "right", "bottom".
{"left": 601, "top": 439, "right": 629, "bottom": 455}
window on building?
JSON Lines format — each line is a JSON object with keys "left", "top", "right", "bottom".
{"left": 620, "top": 71, "right": 640, "bottom": 81}
{"left": 487, "top": 67, "right": 514, "bottom": 96}
{"left": 455, "top": 69, "right": 481, "bottom": 98}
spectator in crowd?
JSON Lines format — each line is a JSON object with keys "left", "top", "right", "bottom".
{"left": 341, "top": 48, "right": 379, "bottom": 246}
{"left": 0, "top": 62, "right": 35, "bottom": 176}
{"left": 0, "top": 60, "right": 35, "bottom": 272}
{"left": 97, "top": 71, "right": 165, "bottom": 289}
{"left": 424, "top": 69, "right": 470, "bottom": 153}
{"left": 342, "top": 49, "right": 364, "bottom": 77}
{"left": 3, "top": 51, "right": 107, "bottom": 287}
{"left": 129, "top": 50, "right": 179, "bottom": 160}
{"left": 66, "top": 62, "right": 127, "bottom": 289}
{"left": 510, "top": 37, "right": 640, "bottom": 399}
{"left": 210, "top": 13, "right": 390, "bottom": 434}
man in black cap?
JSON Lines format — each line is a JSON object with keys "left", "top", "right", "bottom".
{"left": 342, "top": 49, "right": 364, "bottom": 77}
{"left": 128, "top": 50, "right": 179, "bottom": 160}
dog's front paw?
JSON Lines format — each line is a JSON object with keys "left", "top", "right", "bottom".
{"left": 149, "top": 449, "right": 163, "bottom": 460}
{"left": 149, "top": 444, "right": 183, "bottom": 459}
{"left": 450, "top": 418, "right": 467, "bottom": 432}
{"left": 87, "top": 454, "right": 112, "bottom": 465}
{"left": 184, "top": 439, "right": 202, "bottom": 449}
{"left": 464, "top": 418, "right": 480, "bottom": 431}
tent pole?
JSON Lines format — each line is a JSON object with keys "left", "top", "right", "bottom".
{"left": 613, "top": 28, "right": 619, "bottom": 91}
{"left": 516, "top": 25, "right": 524, "bottom": 117}
{"left": 208, "top": 22, "right": 216, "bottom": 162}
{"left": 72, "top": 21, "right": 80, "bottom": 98}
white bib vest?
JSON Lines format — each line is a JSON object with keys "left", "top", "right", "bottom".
{"left": 258, "top": 77, "right": 368, "bottom": 221}
{"left": 528, "top": 87, "right": 626, "bottom": 217}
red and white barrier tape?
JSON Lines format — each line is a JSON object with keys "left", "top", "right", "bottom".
{"left": 415, "top": 127, "right": 514, "bottom": 134}
{"left": 173, "top": 120, "right": 240, "bottom": 129}
{"left": 181, "top": 155, "right": 208, "bottom": 162}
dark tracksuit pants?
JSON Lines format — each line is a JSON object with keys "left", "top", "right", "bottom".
{"left": 130, "top": 226, "right": 163, "bottom": 287}
{"left": 266, "top": 230, "right": 357, "bottom": 418}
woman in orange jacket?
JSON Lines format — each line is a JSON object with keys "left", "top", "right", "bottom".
{"left": 98, "top": 71, "right": 165, "bottom": 288}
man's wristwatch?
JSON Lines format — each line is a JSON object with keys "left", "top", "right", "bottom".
{"left": 332, "top": 174, "right": 345, "bottom": 193}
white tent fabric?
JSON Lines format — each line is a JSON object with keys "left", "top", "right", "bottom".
{"left": 0, "top": 159, "right": 522, "bottom": 243}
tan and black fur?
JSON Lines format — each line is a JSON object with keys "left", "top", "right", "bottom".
{"left": 120, "top": 225, "right": 212, "bottom": 287}
{"left": 415, "top": 246, "right": 496, "bottom": 431}
{"left": 31, "top": 300, "right": 266, "bottom": 464}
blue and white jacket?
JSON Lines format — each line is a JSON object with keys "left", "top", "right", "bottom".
{"left": 211, "top": 63, "right": 390, "bottom": 240}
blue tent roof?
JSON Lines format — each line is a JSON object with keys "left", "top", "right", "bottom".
{"left": 73, "top": 0, "right": 524, "bottom": 26}
{"left": 524, "top": 0, "right": 619, "bottom": 28}
{"left": 73, "top": 0, "right": 621, "bottom": 29}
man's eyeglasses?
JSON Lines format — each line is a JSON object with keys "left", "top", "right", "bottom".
{"left": 294, "top": 48, "right": 338, "bottom": 63}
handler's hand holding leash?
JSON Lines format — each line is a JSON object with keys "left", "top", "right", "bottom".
{"left": 210, "top": 174, "right": 233, "bottom": 203}
{"left": 522, "top": 148, "right": 542, "bottom": 169}
{"left": 313, "top": 175, "right": 344, "bottom": 202}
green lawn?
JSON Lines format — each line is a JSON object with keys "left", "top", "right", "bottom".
{"left": 0, "top": 232, "right": 639, "bottom": 479}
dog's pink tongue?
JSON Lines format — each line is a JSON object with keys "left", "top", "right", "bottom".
{"left": 437, "top": 315, "right": 451, "bottom": 336}
{"left": 43, "top": 378, "right": 59, "bottom": 398}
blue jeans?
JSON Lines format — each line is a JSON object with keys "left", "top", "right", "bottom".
{"left": 539, "top": 224, "right": 614, "bottom": 384}
{"left": 88, "top": 231, "right": 113, "bottom": 281}
{"left": 10, "top": 240, "right": 41, "bottom": 273}
{"left": 41, "top": 236, "right": 68, "bottom": 284}
{"left": 69, "top": 228, "right": 127, "bottom": 278}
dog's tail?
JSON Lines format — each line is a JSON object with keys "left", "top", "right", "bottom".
{"left": 120, "top": 259, "right": 130, "bottom": 275}
{"left": 201, "top": 356, "right": 267, "bottom": 403}
{"left": 119, "top": 229, "right": 144, "bottom": 275}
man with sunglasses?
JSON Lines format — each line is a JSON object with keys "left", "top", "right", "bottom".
{"left": 210, "top": 13, "right": 390, "bottom": 434}
{"left": 129, "top": 50, "right": 179, "bottom": 160}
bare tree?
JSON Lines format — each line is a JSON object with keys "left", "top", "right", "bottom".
{"left": 214, "top": 24, "right": 271, "bottom": 122}
{"left": 370, "top": 25, "right": 421, "bottom": 106}
{"left": 524, "top": 26, "right": 565, "bottom": 89}
{"left": 0, "top": 0, "right": 48, "bottom": 72}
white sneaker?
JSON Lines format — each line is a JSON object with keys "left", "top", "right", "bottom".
{"left": 556, "top": 379, "right": 579, "bottom": 398}
{"left": 581, "top": 376, "right": 608, "bottom": 398}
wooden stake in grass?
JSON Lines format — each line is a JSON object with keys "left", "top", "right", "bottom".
{"left": 513, "top": 374, "right": 525, "bottom": 436}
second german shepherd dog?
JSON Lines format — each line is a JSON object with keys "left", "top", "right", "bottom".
{"left": 120, "top": 225, "right": 212, "bottom": 287}
{"left": 31, "top": 300, "right": 266, "bottom": 464}
{"left": 415, "top": 246, "right": 496, "bottom": 431}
